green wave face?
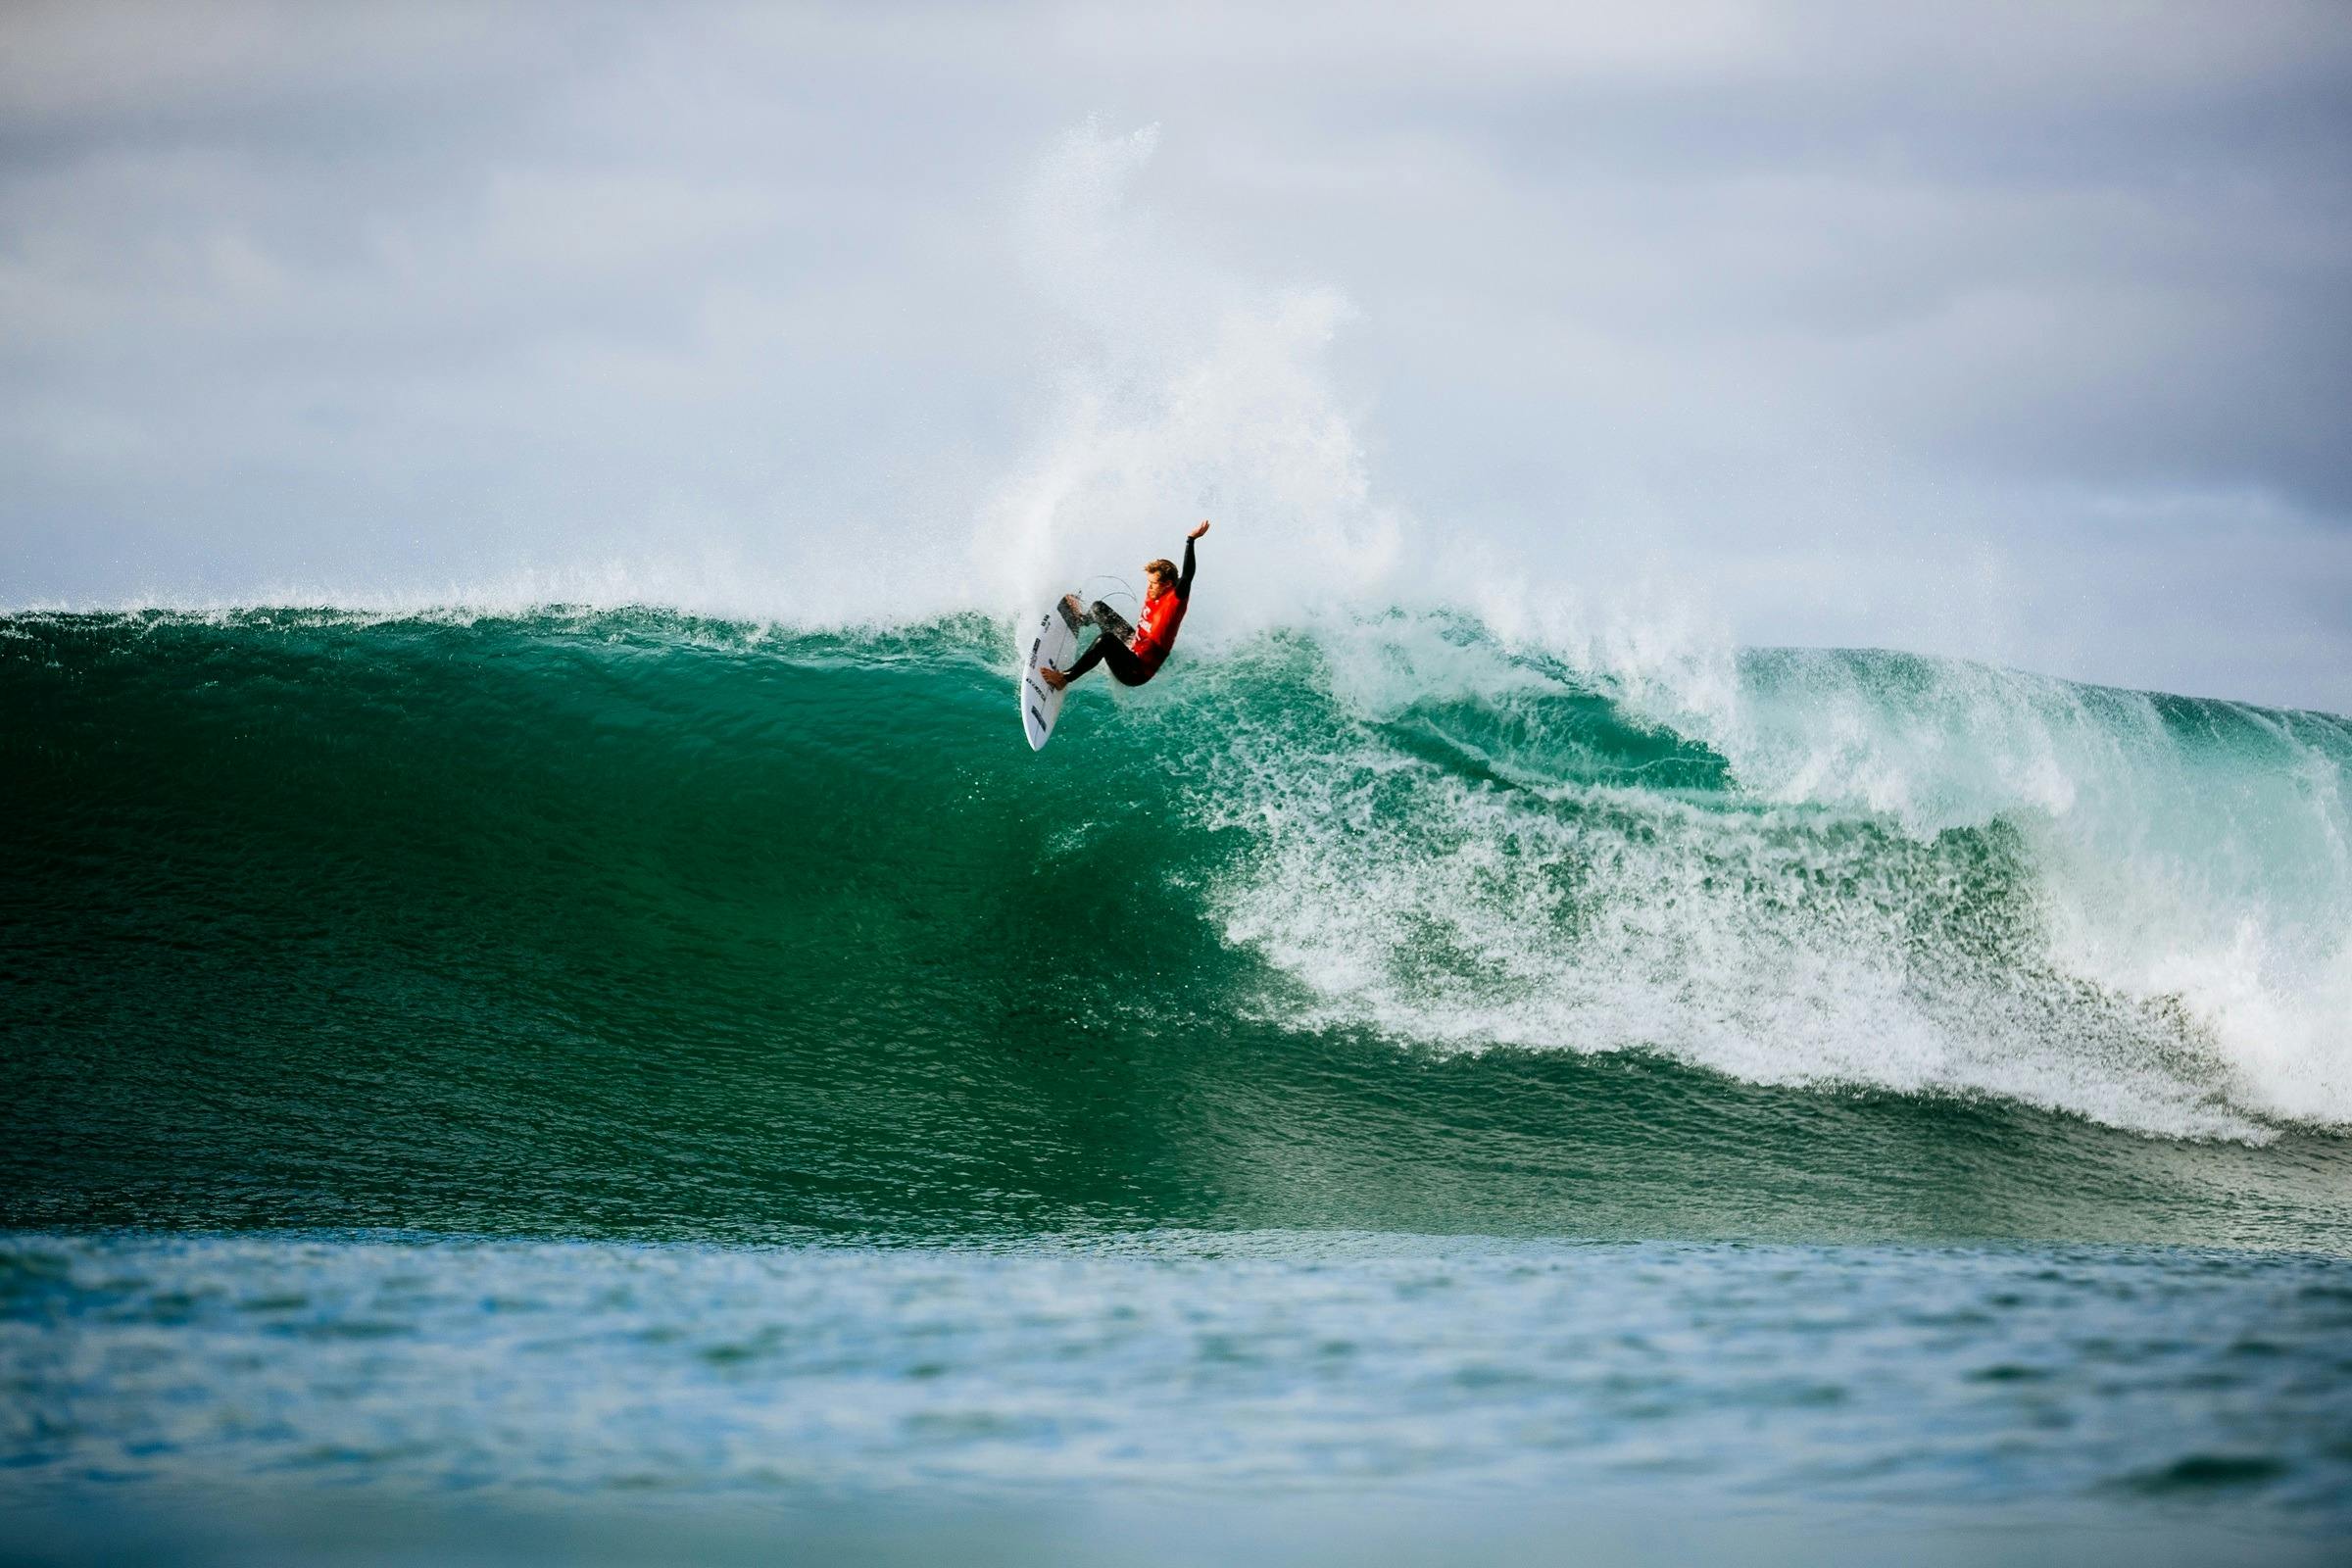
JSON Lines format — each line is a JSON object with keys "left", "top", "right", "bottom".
{"left": 4, "top": 609, "right": 2348, "bottom": 1250}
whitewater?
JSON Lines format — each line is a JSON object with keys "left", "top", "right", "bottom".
{"left": 1204, "top": 612, "right": 2352, "bottom": 1142}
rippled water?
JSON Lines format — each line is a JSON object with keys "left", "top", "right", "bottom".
{"left": 5, "top": 1234, "right": 2348, "bottom": 1529}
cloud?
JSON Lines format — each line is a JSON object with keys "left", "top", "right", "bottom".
{"left": 1, "top": 0, "right": 2347, "bottom": 708}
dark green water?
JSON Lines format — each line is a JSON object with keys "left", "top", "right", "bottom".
{"left": 4, "top": 608, "right": 2350, "bottom": 1561}
{"left": 4, "top": 609, "right": 2347, "bottom": 1248}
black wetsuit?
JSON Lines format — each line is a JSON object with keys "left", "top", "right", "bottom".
{"left": 1064, "top": 537, "right": 1195, "bottom": 688}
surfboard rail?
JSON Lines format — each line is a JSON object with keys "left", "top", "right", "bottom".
{"left": 1019, "top": 595, "right": 1084, "bottom": 751}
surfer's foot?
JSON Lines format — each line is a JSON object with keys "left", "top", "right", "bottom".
{"left": 1039, "top": 665, "right": 1069, "bottom": 691}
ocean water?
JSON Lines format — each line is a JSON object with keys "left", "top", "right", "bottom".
{"left": 4, "top": 607, "right": 2350, "bottom": 1562}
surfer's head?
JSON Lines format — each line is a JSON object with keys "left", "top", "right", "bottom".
{"left": 1144, "top": 559, "right": 1178, "bottom": 601}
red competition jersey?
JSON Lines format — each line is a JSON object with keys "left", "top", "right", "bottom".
{"left": 1128, "top": 589, "right": 1189, "bottom": 672}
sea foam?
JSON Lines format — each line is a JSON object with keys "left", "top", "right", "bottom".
{"left": 1185, "top": 614, "right": 2352, "bottom": 1142}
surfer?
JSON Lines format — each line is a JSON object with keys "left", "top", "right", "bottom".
{"left": 1039, "top": 519, "right": 1210, "bottom": 691}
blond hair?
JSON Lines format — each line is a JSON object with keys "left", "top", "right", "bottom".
{"left": 1144, "top": 558, "right": 1178, "bottom": 587}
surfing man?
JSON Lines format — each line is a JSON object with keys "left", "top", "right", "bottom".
{"left": 1039, "top": 519, "right": 1210, "bottom": 691}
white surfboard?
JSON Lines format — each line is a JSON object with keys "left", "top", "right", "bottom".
{"left": 1020, "top": 595, "right": 1084, "bottom": 751}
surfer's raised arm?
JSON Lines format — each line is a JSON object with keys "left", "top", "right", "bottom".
{"left": 1178, "top": 518, "right": 1207, "bottom": 600}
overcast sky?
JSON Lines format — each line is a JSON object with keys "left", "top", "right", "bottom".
{"left": 4, "top": 1, "right": 2349, "bottom": 708}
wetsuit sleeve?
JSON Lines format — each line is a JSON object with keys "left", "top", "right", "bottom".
{"left": 1177, "top": 536, "right": 1197, "bottom": 601}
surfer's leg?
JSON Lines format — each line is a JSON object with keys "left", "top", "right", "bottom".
{"left": 1098, "top": 637, "right": 1153, "bottom": 688}
{"left": 1051, "top": 635, "right": 1111, "bottom": 687}
{"left": 1051, "top": 632, "right": 1150, "bottom": 689}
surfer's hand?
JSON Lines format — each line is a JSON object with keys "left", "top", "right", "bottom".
{"left": 1188, "top": 519, "right": 1210, "bottom": 540}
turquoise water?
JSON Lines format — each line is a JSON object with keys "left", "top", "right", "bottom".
{"left": 4, "top": 608, "right": 2349, "bottom": 1561}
